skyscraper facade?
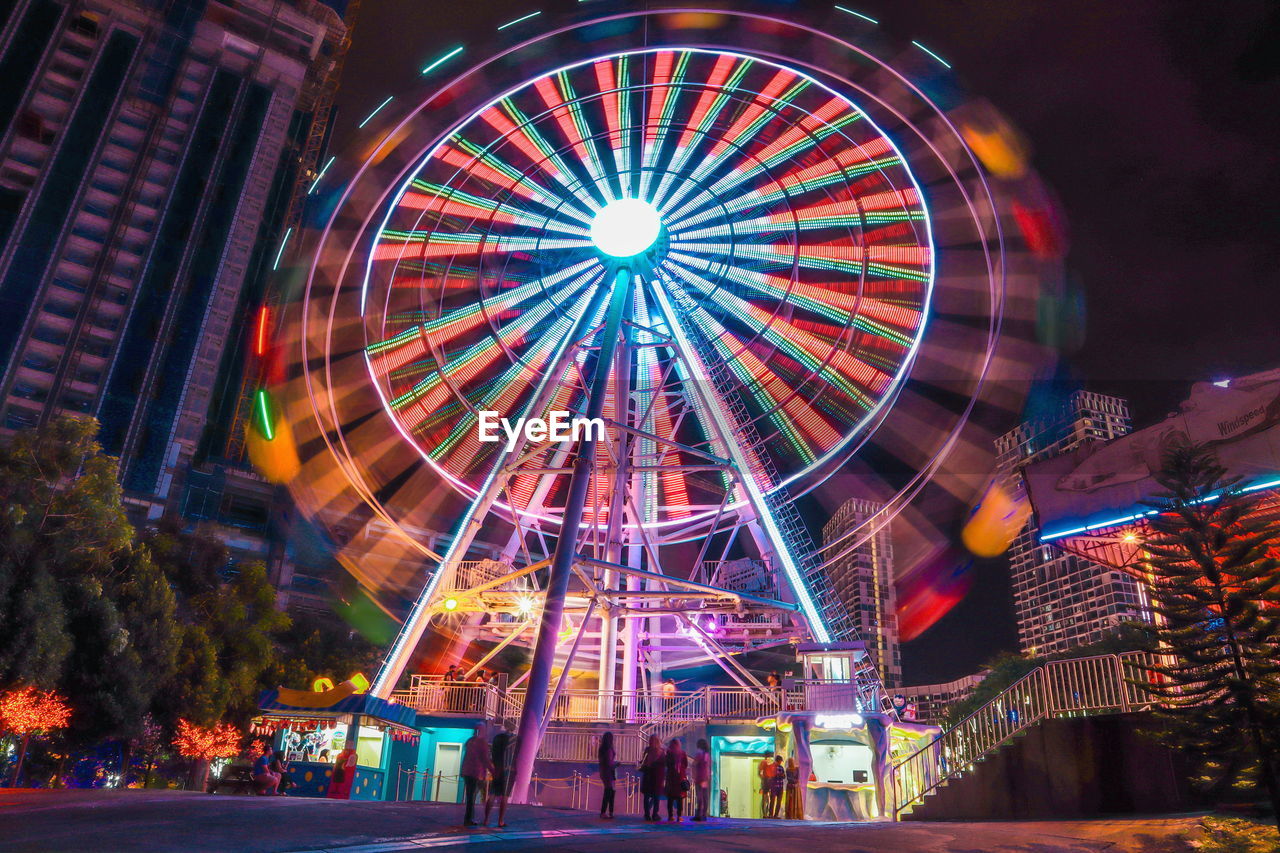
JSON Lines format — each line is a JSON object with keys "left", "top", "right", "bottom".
{"left": 0, "top": 0, "right": 346, "bottom": 607}
{"left": 996, "top": 390, "right": 1149, "bottom": 655}
{"left": 821, "top": 498, "right": 902, "bottom": 688}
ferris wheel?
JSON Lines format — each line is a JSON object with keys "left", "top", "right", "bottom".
{"left": 260, "top": 5, "right": 1061, "bottom": 766}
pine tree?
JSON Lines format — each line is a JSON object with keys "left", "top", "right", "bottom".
{"left": 1131, "top": 443, "right": 1280, "bottom": 828}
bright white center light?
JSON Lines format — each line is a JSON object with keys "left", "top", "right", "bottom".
{"left": 590, "top": 198, "right": 661, "bottom": 257}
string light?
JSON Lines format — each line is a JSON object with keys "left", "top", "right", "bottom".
{"left": 173, "top": 719, "right": 242, "bottom": 760}
{"left": 0, "top": 685, "right": 72, "bottom": 734}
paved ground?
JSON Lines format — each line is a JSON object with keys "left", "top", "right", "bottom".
{"left": 0, "top": 789, "right": 1205, "bottom": 852}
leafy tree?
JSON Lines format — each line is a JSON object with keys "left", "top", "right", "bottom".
{"left": 273, "top": 610, "right": 381, "bottom": 691}
{"left": 0, "top": 417, "right": 131, "bottom": 690}
{"left": 0, "top": 417, "right": 177, "bottom": 745}
{"left": 1131, "top": 444, "right": 1280, "bottom": 827}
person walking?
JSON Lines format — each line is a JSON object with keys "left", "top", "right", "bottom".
{"left": 784, "top": 756, "right": 801, "bottom": 819}
{"left": 460, "top": 725, "right": 493, "bottom": 827}
{"left": 484, "top": 723, "right": 515, "bottom": 827}
{"left": 597, "top": 731, "right": 617, "bottom": 819}
{"left": 691, "top": 739, "right": 711, "bottom": 821}
{"left": 639, "top": 735, "right": 666, "bottom": 821}
{"left": 664, "top": 738, "right": 689, "bottom": 823}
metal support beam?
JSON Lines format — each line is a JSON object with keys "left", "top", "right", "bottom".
{"left": 510, "top": 268, "right": 634, "bottom": 803}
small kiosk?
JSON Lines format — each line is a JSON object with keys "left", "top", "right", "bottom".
{"left": 254, "top": 677, "right": 418, "bottom": 800}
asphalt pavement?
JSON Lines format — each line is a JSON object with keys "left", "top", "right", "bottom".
{"left": 0, "top": 789, "right": 1205, "bottom": 852}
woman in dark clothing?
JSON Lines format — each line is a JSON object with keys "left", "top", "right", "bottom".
{"left": 639, "top": 735, "right": 666, "bottom": 821}
{"left": 664, "top": 738, "right": 689, "bottom": 823}
{"left": 597, "top": 731, "right": 617, "bottom": 818}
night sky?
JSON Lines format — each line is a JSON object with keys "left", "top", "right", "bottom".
{"left": 331, "top": 1, "right": 1280, "bottom": 684}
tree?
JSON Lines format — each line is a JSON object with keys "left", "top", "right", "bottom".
{"left": 0, "top": 685, "right": 71, "bottom": 786}
{"left": 0, "top": 417, "right": 177, "bottom": 746}
{"left": 1131, "top": 443, "right": 1280, "bottom": 828}
{"left": 273, "top": 610, "right": 381, "bottom": 692}
{"left": 0, "top": 417, "right": 131, "bottom": 690}
{"left": 172, "top": 719, "right": 242, "bottom": 791}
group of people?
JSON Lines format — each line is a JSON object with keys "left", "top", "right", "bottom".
{"left": 250, "top": 745, "right": 291, "bottom": 796}
{"left": 633, "top": 735, "right": 712, "bottom": 822}
{"left": 443, "top": 665, "right": 492, "bottom": 684}
{"left": 459, "top": 722, "right": 517, "bottom": 827}
{"left": 249, "top": 742, "right": 358, "bottom": 798}
{"left": 758, "top": 754, "right": 802, "bottom": 819}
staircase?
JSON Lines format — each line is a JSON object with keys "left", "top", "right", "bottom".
{"left": 891, "top": 651, "right": 1166, "bottom": 819}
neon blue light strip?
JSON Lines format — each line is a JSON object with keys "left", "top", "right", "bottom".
{"left": 358, "top": 96, "right": 393, "bottom": 128}
{"left": 307, "top": 155, "right": 335, "bottom": 194}
{"left": 497, "top": 10, "right": 541, "bottom": 30}
{"left": 912, "top": 40, "right": 951, "bottom": 69}
{"left": 1040, "top": 477, "right": 1280, "bottom": 541}
{"left": 835, "top": 5, "right": 878, "bottom": 24}
{"left": 422, "top": 45, "right": 463, "bottom": 76}
{"left": 272, "top": 227, "right": 293, "bottom": 270}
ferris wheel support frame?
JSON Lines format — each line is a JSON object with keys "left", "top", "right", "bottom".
{"left": 510, "top": 267, "right": 635, "bottom": 803}
{"left": 369, "top": 274, "right": 613, "bottom": 699}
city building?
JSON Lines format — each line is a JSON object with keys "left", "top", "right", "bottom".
{"left": 996, "top": 391, "right": 1149, "bottom": 655}
{"left": 897, "top": 671, "right": 987, "bottom": 724}
{"left": 0, "top": 0, "right": 347, "bottom": 610}
{"left": 821, "top": 497, "right": 902, "bottom": 688}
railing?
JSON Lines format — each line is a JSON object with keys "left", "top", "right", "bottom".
{"left": 392, "top": 681, "right": 863, "bottom": 726}
{"left": 391, "top": 680, "right": 500, "bottom": 717}
{"left": 890, "top": 651, "right": 1167, "bottom": 818}
{"left": 539, "top": 726, "right": 643, "bottom": 763}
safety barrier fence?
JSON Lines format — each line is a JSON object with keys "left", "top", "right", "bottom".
{"left": 890, "top": 651, "right": 1168, "bottom": 818}
{"left": 392, "top": 764, "right": 636, "bottom": 811}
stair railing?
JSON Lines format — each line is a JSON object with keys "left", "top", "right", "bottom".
{"left": 891, "top": 651, "right": 1165, "bottom": 818}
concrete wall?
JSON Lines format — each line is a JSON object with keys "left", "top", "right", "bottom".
{"left": 905, "top": 713, "right": 1203, "bottom": 820}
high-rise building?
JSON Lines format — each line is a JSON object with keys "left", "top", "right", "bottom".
{"left": 821, "top": 498, "right": 902, "bottom": 688}
{"left": 996, "top": 390, "right": 1149, "bottom": 655}
{"left": 897, "top": 671, "right": 986, "bottom": 725}
{"left": 0, "top": 0, "right": 347, "bottom": 608}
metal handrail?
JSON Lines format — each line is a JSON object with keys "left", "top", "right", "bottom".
{"left": 890, "top": 651, "right": 1166, "bottom": 818}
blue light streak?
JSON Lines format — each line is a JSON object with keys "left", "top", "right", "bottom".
{"left": 307, "top": 155, "right": 335, "bottom": 195}
{"left": 911, "top": 40, "right": 952, "bottom": 69}
{"left": 497, "top": 10, "right": 541, "bottom": 30}
{"left": 421, "top": 45, "right": 463, "bottom": 76}
{"left": 835, "top": 5, "right": 878, "bottom": 24}
{"left": 272, "top": 227, "right": 293, "bottom": 270}
{"left": 357, "top": 96, "right": 393, "bottom": 128}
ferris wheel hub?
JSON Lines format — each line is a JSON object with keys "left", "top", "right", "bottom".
{"left": 590, "top": 198, "right": 662, "bottom": 258}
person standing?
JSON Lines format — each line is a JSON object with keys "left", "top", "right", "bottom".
{"left": 460, "top": 725, "right": 493, "bottom": 827}
{"left": 691, "top": 739, "right": 711, "bottom": 821}
{"left": 660, "top": 677, "right": 677, "bottom": 715}
{"left": 756, "top": 756, "right": 774, "bottom": 817}
{"left": 639, "top": 735, "right": 666, "bottom": 821}
{"left": 664, "top": 738, "right": 689, "bottom": 823}
{"left": 784, "top": 756, "right": 802, "bottom": 819}
{"left": 326, "top": 742, "right": 358, "bottom": 799}
{"left": 767, "top": 755, "right": 786, "bottom": 818}
{"left": 484, "top": 723, "right": 515, "bottom": 828}
{"left": 597, "top": 731, "right": 617, "bottom": 819}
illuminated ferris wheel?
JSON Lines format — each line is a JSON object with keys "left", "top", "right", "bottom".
{"left": 262, "top": 5, "right": 1061, "bottom": 765}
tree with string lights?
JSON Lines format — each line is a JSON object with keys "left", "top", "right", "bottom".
{"left": 173, "top": 719, "right": 243, "bottom": 791}
{"left": 0, "top": 685, "right": 71, "bottom": 786}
